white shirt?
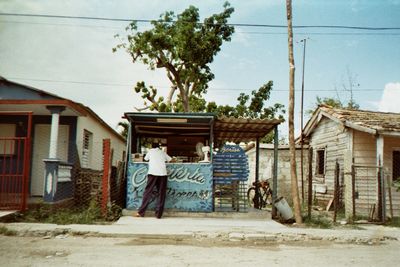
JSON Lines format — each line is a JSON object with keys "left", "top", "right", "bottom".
{"left": 144, "top": 148, "right": 172, "bottom": 176}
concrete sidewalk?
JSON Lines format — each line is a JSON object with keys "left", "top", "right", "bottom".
{"left": 1, "top": 210, "right": 400, "bottom": 245}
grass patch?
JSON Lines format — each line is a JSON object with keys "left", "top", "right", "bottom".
{"left": 303, "top": 213, "right": 333, "bottom": 229}
{"left": 386, "top": 217, "right": 400, "bottom": 227}
{"left": 0, "top": 226, "right": 17, "bottom": 236}
{"left": 16, "top": 200, "right": 122, "bottom": 225}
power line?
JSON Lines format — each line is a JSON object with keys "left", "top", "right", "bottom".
{"left": 1, "top": 13, "right": 400, "bottom": 31}
{"left": 2, "top": 19, "right": 399, "bottom": 36}
{"left": 239, "top": 31, "right": 400, "bottom": 36}
{"left": 8, "top": 77, "right": 383, "bottom": 92}
{"left": 0, "top": 19, "right": 122, "bottom": 30}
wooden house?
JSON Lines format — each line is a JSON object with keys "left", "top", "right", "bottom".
{"left": 303, "top": 105, "right": 400, "bottom": 219}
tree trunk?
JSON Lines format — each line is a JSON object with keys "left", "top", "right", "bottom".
{"left": 286, "top": 0, "right": 302, "bottom": 224}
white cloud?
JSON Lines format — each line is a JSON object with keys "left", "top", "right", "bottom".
{"left": 378, "top": 82, "right": 400, "bottom": 112}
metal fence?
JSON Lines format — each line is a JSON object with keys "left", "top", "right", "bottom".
{"left": 0, "top": 137, "right": 30, "bottom": 210}
{"left": 69, "top": 139, "right": 126, "bottom": 215}
{"left": 352, "top": 163, "right": 399, "bottom": 222}
{"left": 213, "top": 181, "right": 248, "bottom": 212}
{"left": 0, "top": 136, "right": 126, "bottom": 217}
{"left": 352, "top": 165, "right": 381, "bottom": 221}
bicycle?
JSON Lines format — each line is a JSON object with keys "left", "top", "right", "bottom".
{"left": 247, "top": 179, "right": 273, "bottom": 209}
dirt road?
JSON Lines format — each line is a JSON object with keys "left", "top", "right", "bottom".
{"left": 0, "top": 235, "right": 397, "bottom": 267}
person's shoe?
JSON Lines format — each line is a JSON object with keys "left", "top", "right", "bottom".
{"left": 135, "top": 212, "right": 143, "bottom": 217}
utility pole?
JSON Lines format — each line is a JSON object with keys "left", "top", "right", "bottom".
{"left": 300, "top": 38, "right": 307, "bottom": 203}
{"left": 286, "top": 0, "right": 302, "bottom": 224}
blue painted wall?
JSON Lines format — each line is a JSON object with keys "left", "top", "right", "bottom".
{"left": 126, "top": 162, "right": 213, "bottom": 212}
{"left": 0, "top": 80, "right": 60, "bottom": 100}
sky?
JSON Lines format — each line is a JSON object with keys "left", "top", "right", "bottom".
{"left": 0, "top": 0, "right": 399, "bottom": 140}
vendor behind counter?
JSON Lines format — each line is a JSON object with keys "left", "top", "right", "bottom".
{"left": 133, "top": 136, "right": 210, "bottom": 163}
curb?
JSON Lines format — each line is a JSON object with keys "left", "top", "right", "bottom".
{"left": 1, "top": 223, "right": 398, "bottom": 246}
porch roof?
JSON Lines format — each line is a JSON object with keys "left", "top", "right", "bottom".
{"left": 0, "top": 76, "right": 124, "bottom": 142}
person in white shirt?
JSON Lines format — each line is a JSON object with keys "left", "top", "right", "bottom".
{"left": 136, "top": 143, "right": 172, "bottom": 219}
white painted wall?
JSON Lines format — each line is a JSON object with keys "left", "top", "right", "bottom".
{"left": 76, "top": 115, "right": 125, "bottom": 170}
{"left": 31, "top": 124, "right": 69, "bottom": 196}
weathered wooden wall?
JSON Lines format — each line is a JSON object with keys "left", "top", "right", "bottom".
{"left": 247, "top": 116, "right": 400, "bottom": 218}
{"left": 308, "top": 117, "right": 348, "bottom": 205}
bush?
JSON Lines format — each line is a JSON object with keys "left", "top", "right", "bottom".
{"left": 0, "top": 226, "right": 17, "bottom": 236}
{"left": 16, "top": 199, "right": 122, "bottom": 225}
{"left": 303, "top": 213, "right": 333, "bottom": 229}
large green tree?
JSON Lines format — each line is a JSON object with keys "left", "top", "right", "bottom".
{"left": 207, "top": 81, "right": 285, "bottom": 120}
{"left": 207, "top": 81, "right": 286, "bottom": 143}
{"left": 114, "top": 3, "right": 235, "bottom": 112}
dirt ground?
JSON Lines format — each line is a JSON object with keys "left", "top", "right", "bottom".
{"left": 0, "top": 235, "right": 398, "bottom": 267}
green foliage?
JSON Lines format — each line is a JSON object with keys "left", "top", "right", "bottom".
{"left": 117, "top": 121, "right": 129, "bottom": 139}
{"left": 0, "top": 226, "right": 17, "bottom": 236}
{"left": 114, "top": 2, "right": 235, "bottom": 112}
{"left": 307, "top": 95, "right": 360, "bottom": 116}
{"left": 208, "top": 81, "right": 285, "bottom": 143}
{"left": 386, "top": 217, "right": 400, "bottom": 227}
{"left": 105, "top": 202, "right": 123, "bottom": 222}
{"left": 303, "top": 213, "right": 333, "bottom": 229}
{"left": 16, "top": 199, "right": 122, "bottom": 225}
{"left": 207, "top": 81, "right": 285, "bottom": 120}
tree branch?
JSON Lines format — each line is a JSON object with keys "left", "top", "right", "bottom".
{"left": 134, "top": 105, "right": 151, "bottom": 112}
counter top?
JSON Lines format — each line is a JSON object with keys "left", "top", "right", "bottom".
{"left": 131, "top": 161, "right": 212, "bottom": 164}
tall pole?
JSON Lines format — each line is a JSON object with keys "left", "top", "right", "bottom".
{"left": 255, "top": 137, "right": 260, "bottom": 209}
{"left": 286, "top": 0, "right": 302, "bottom": 223}
{"left": 300, "top": 38, "right": 307, "bottom": 203}
{"left": 272, "top": 125, "right": 279, "bottom": 218}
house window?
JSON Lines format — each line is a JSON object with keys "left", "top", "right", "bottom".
{"left": 0, "top": 124, "right": 16, "bottom": 155}
{"left": 393, "top": 151, "right": 400, "bottom": 181}
{"left": 315, "top": 148, "right": 326, "bottom": 177}
{"left": 82, "top": 130, "right": 93, "bottom": 168}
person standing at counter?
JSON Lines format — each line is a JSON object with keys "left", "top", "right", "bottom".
{"left": 136, "top": 143, "right": 172, "bottom": 219}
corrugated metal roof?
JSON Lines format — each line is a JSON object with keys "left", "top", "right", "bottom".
{"left": 214, "top": 116, "right": 282, "bottom": 143}
{"left": 124, "top": 112, "right": 282, "bottom": 142}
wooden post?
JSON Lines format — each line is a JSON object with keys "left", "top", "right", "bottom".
{"left": 272, "top": 125, "right": 279, "bottom": 218}
{"left": 22, "top": 112, "right": 33, "bottom": 211}
{"left": 102, "top": 139, "right": 111, "bottom": 217}
{"left": 333, "top": 160, "right": 339, "bottom": 223}
{"left": 254, "top": 137, "right": 260, "bottom": 209}
{"left": 352, "top": 163, "right": 356, "bottom": 219}
{"left": 286, "top": 0, "right": 302, "bottom": 224}
{"left": 307, "top": 148, "right": 313, "bottom": 220}
{"left": 376, "top": 135, "right": 385, "bottom": 222}
{"left": 386, "top": 174, "right": 394, "bottom": 219}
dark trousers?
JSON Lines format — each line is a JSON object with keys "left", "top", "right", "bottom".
{"left": 137, "top": 174, "right": 168, "bottom": 218}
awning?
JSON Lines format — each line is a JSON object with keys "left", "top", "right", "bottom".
{"left": 124, "top": 112, "right": 282, "bottom": 143}
{"left": 214, "top": 116, "right": 282, "bottom": 143}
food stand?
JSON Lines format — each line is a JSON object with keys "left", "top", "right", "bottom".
{"left": 124, "top": 112, "right": 281, "bottom": 213}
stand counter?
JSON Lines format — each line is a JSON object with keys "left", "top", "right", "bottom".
{"left": 126, "top": 162, "right": 213, "bottom": 212}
